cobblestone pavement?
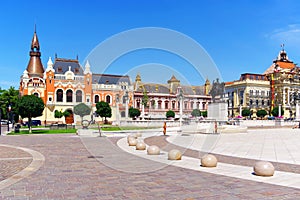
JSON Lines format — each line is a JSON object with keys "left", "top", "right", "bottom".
{"left": 0, "top": 134, "right": 300, "bottom": 199}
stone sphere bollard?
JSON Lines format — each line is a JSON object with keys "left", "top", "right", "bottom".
{"left": 201, "top": 154, "right": 217, "bottom": 167}
{"left": 128, "top": 138, "right": 137, "bottom": 146}
{"left": 253, "top": 161, "right": 275, "bottom": 177}
{"left": 127, "top": 135, "right": 135, "bottom": 143}
{"left": 136, "top": 141, "right": 146, "bottom": 150}
{"left": 147, "top": 145, "right": 160, "bottom": 155}
{"left": 168, "top": 149, "right": 182, "bottom": 160}
{"left": 134, "top": 132, "right": 142, "bottom": 138}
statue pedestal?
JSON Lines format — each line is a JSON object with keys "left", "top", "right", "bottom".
{"left": 207, "top": 102, "right": 228, "bottom": 121}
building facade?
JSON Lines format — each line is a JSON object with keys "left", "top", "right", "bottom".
{"left": 133, "top": 74, "right": 211, "bottom": 119}
{"left": 225, "top": 48, "right": 300, "bottom": 118}
{"left": 19, "top": 30, "right": 134, "bottom": 124}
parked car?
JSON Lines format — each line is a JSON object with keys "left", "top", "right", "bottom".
{"left": 1, "top": 120, "right": 8, "bottom": 125}
{"left": 23, "top": 120, "right": 41, "bottom": 126}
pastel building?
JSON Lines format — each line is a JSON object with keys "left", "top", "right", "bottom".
{"left": 133, "top": 74, "right": 211, "bottom": 119}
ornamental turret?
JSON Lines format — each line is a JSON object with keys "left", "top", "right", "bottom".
{"left": 26, "top": 28, "right": 44, "bottom": 77}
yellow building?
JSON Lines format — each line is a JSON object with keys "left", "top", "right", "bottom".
{"left": 226, "top": 47, "right": 300, "bottom": 119}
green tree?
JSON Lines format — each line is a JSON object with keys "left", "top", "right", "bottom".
{"left": 256, "top": 109, "right": 267, "bottom": 118}
{"left": 74, "top": 103, "right": 91, "bottom": 122}
{"left": 54, "top": 110, "right": 70, "bottom": 122}
{"left": 18, "top": 95, "right": 45, "bottom": 133}
{"left": 201, "top": 111, "right": 208, "bottom": 118}
{"left": 129, "top": 107, "right": 141, "bottom": 119}
{"left": 0, "top": 87, "right": 19, "bottom": 122}
{"left": 271, "top": 106, "right": 284, "bottom": 117}
{"left": 191, "top": 109, "right": 201, "bottom": 117}
{"left": 242, "top": 109, "right": 251, "bottom": 117}
{"left": 96, "top": 101, "right": 112, "bottom": 124}
{"left": 166, "top": 110, "right": 175, "bottom": 118}
{"left": 142, "top": 89, "right": 149, "bottom": 107}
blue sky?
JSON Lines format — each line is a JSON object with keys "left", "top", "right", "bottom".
{"left": 1, "top": 0, "right": 300, "bottom": 89}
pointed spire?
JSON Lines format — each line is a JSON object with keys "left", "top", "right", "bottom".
{"left": 31, "top": 26, "right": 40, "bottom": 51}
{"left": 46, "top": 57, "right": 54, "bottom": 72}
{"left": 84, "top": 60, "right": 92, "bottom": 74}
{"left": 26, "top": 28, "right": 44, "bottom": 77}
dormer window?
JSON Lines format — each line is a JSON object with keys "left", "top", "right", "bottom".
{"left": 57, "top": 67, "right": 62, "bottom": 73}
{"left": 75, "top": 68, "right": 79, "bottom": 74}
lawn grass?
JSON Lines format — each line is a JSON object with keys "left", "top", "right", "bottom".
{"left": 8, "top": 128, "right": 77, "bottom": 135}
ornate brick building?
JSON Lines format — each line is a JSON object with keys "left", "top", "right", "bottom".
{"left": 19, "top": 30, "right": 133, "bottom": 124}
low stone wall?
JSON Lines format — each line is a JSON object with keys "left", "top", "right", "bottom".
{"left": 240, "top": 120, "right": 296, "bottom": 128}
{"left": 120, "top": 120, "right": 180, "bottom": 127}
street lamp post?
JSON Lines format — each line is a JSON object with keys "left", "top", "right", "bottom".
{"left": 116, "top": 94, "right": 120, "bottom": 126}
{"left": 124, "top": 91, "right": 129, "bottom": 120}
{"left": 7, "top": 104, "right": 11, "bottom": 132}
{"left": 177, "top": 87, "right": 184, "bottom": 128}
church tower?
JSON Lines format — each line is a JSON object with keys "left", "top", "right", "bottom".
{"left": 20, "top": 28, "right": 46, "bottom": 102}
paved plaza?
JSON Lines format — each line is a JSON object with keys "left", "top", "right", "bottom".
{"left": 0, "top": 128, "right": 300, "bottom": 199}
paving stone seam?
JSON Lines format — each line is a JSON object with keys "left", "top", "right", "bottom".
{"left": 0, "top": 144, "right": 45, "bottom": 190}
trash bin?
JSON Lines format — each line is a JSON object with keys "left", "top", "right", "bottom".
{"left": 14, "top": 123, "right": 20, "bottom": 133}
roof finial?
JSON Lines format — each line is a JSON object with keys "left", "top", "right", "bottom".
{"left": 281, "top": 43, "right": 285, "bottom": 51}
{"left": 34, "top": 24, "right": 36, "bottom": 33}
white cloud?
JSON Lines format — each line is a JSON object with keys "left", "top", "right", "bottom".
{"left": 268, "top": 24, "right": 300, "bottom": 46}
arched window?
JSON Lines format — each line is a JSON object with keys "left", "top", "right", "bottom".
{"left": 165, "top": 101, "right": 169, "bottom": 109}
{"left": 66, "top": 89, "right": 73, "bottom": 102}
{"left": 158, "top": 100, "right": 162, "bottom": 109}
{"left": 56, "top": 89, "right": 63, "bottom": 102}
{"left": 76, "top": 90, "right": 82, "bottom": 102}
{"left": 106, "top": 95, "right": 111, "bottom": 104}
{"left": 136, "top": 99, "right": 140, "bottom": 108}
{"left": 250, "top": 99, "right": 253, "bottom": 105}
{"left": 33, "top": 92, "right": 39, "bottom": 97}
{"left": 94, "top": 95, "right": 100, "bottom": 103}
{"left": 121, "top": 111, "right": 125, "bottom": 117}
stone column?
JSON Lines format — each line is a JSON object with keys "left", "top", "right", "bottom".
{"left": 278, "top": 104, "right": 281, "bottom": 117}
{"left": 141, "top": 104, "right": 145, "bottom": 120}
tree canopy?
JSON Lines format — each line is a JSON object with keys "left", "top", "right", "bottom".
{"left": 74, "top": 103, "right": 91, "bottom": 120}
{"left": 166, "top": 110, "right": 175, "bottom": 118}
{"left": 271, "top": 106, "right": 284, "bottom": 117}
{"left": 191, "top": 109, "right": 201, "bottom": 117}
{"left": 142, "top": 89, "right": 149, "bottom": 107}
{"left": 242, "top": 109, "right": 251, "bottom": 117}
{"left": 96, "top": 101, "right": 112, "bottom": 123}
{"left": 18, "top": 95, "right": 45, "bottom": 133}
{"left": 256, "top": 109, "right": 267, "bottom": 118}
{"left": 0, "top": 87, "right": 19, "bottom": 122}
{"left": 129, "top": 107, "right": 141, "bottom": 119}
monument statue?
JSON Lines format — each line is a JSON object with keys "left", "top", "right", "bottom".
{"left": 209, "top": 78, "right": 225, "bottom": 102}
